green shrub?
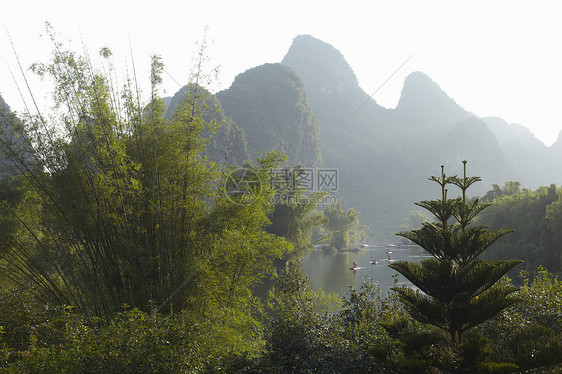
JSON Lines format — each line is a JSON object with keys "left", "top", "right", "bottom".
{"left": 0, "top": 303, "right": 205, "bottom": 373}
{"left": 479, "top": 268, "right": 562, "bottom": 370}
{"left": 476, "top": 361, "right": 518, "bottom": 374}
{"left": 504, "top": 324, "right": 562, "bottom": 370}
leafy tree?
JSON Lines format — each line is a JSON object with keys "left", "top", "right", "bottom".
{"left": 262, "top": 267, "right": 388, "bottom": 374}
{"left": 266, "top": 166, "right": 327, "bottom": 258}
{"left": 322, "top": 200, "right": 364, "bottom": 250}
{"left": 545, "top": 196, "right": 562, "bottom": 273}
{"left": 476, "top": 268, "right": 562, "bottom": 371}
{"left": 480, "top": 181, "right": 521, "bottom": 204}
{"left": 164, "top": 84, "right": 249, "bottom": 165}
{"left": 390, "top": 161, "right": 523, "bottom": 344}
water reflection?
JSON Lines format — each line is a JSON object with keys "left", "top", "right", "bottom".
{"left": 300, "top": 245, "right": 432, "bottom": 297}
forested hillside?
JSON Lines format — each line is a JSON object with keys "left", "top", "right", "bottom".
{"left": 0, "top": 93, "right": 33, "bottom": 177}
{"left": 0, "top": 94, "right": 8, "bottom": 111}
{"left": 478, "top": 182, "right": 562, "bottom": 278}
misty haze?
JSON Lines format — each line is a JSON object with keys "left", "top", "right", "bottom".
{"left": 1, "top": 6, "right": 561, "bottom": 373}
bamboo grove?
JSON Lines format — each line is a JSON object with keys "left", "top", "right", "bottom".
{"left": 0, "top": 26, "right": 291, "bottom": 320}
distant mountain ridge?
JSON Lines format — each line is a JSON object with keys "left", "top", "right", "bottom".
{"left": 551, "top": 131, "right": 562, "bottom": 155}
{"left": 394, "top": 71, "right": 469, "bottom": 133}
{"left": 162, "top": 33, "right": 560, "bottom": 237}
{"left": 281, "top": 35, "right": 363, "bottom": 97}
{"left": 278, "top": 34, "right": 562, "bottom": 237}
{"left": 282, "top": 35, "right": 389, "bottom": 142}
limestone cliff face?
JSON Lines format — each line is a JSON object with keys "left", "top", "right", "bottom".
{"left": 217, "top": 62, "right": 321, "bottom": 168}
{"left": 282, "top": 34, "right": 388, "bottom": 142}
{"left": 282, "top": 34, "right": 361, "bottom": 95}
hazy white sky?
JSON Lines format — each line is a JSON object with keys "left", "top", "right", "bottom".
{"left": 1, "top": 0, "right": 561, "bottom": 145}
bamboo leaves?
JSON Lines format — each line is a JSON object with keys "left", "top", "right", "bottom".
{"left": 1, "top": 29, "right": 290, "bottom": 322}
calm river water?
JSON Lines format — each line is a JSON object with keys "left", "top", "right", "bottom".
{"left": 300, "top": 245, "right": 433, "bottom": 297}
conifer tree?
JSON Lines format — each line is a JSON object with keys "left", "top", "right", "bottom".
{"left": 389, "top": 161, "right": 522, "bottom": 344}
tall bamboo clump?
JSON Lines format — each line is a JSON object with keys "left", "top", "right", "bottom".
{"left": 389, "top": 161, "right": 523, "bottom": 344}
{"left": 0, "top": 25, "right": 221, "bottom": 317}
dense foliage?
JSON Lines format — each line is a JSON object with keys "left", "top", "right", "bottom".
{"left": 322, "top": 200, "right": 365, "bottom": 250}
{"left": 0, "top": 26, "right": 293, "bottom": 358}
{"left": 163, "top": 85, "right": 249, "bottom": 165}
{"left": 1, "top": 266, "right": 561, "bottom": 373}
{"left": 265, "top": 166, "right": 328, "bottom": 256}
{"left": 478, "top": 182, "right": 562, "bottom": 278}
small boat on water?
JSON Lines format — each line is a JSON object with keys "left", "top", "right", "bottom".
{"left": 386, "top": 252, "right": 394, "bottom": 264}
{"left": 370, "top": 257, "right": 378, "bottom": 265}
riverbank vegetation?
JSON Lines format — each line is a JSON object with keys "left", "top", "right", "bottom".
{"left": 1, "top": 30, "right": 561, "bottom": 373}
{"left": 0, "top": 265, "right": 560, "bottom": 373}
